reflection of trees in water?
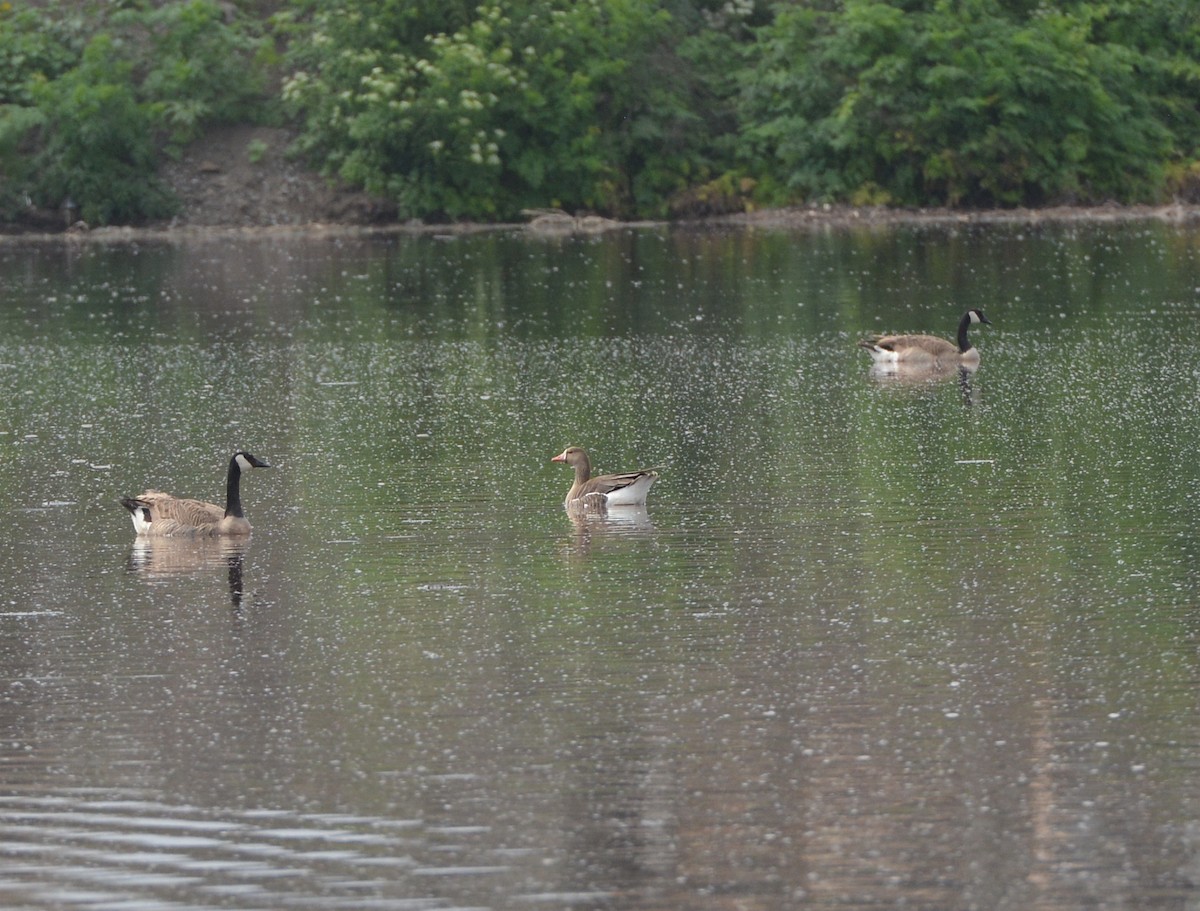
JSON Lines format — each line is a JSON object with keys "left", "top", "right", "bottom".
{"left": 544, "top": 623, "right": 1160, "bottom": 911}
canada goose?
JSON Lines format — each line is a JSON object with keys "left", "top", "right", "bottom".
{"left": 550, "top": 446, "right": 658, "bottom": 508}
{"left": 859, "top": 309, "right": 992, "bottom": 365}
{"left": 120, "top": 451, "right": 271, "bottom": 537}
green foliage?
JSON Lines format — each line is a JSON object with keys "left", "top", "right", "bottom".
{"left": 0, "top": 104, "right": 45, "bottom": 215}
{"left": 280, "top": 0, "right": 727, "bottom": 219}
{"left": 2, "top": 0, "right": 1200, "bottom": 225}
{"left": 120, "top": 0, "right": 273, "bottom": 143}
{"left": 1089, "top": 0, "right": 1200, "bottom": 163}
{"left": 28, "top": 34, "right": 175, "bottom": 224}
{"left": 247, "top": 138, "right": 269, "bottom": 164}
{"left": 739, "top": 0, "right": 1186, "bottom": 207}
{"left": 0, "top": 1, "right": 84, "bottom": 215}
{"left": 0, "top": 0, "right": 271, "bottom": 225}
{"left": 0, "top": 4, "right": 87, "bottom": 105}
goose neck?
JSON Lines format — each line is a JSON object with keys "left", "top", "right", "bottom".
{"left": 957, "top": 313, "right": 974, "bottom": 353}
{"left": 573, "top": 454, "right": 592, "bottom": 485}
{"left": 224, "top": 456, "right": 244, "bottom": 519}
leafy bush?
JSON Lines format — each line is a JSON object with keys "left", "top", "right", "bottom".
{"left": 2, "top": 0, "right": 1199, "bottom": 226}
{"left": 0, "top": 3, "right": 86, "bottom": 217}
{"left": 0, "top": 4, "right": 86, "bottom": 106}
{"left": 1089, "top": 0, "right": 1200, "bottom": 185}
{"left": 120, "top": 0, "right": 274, "bottom": 144}
{"left": 280, "top": 0, "right": 724, "bottom": 219}
{"left": 0, "top": 0, "right": 271, "bottom": 225}
{"left": 739, "top": 0, "right": 1181, "bottom": 207}
{"left": 28, "top": 34, "right": 176, "bottom": 224}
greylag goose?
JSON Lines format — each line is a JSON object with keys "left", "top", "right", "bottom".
{"left": 551, "top": 446, "right": 658, "bottom": 508}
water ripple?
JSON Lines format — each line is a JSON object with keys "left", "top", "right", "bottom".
{"left": 0, "top": 792, "right": 508, "bottom": 911}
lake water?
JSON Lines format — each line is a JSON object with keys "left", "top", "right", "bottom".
{"left": 2, "top": 218, "right": 1200, "bottom": 910}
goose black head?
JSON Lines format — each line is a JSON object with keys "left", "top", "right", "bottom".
{"left": 967, "top": 309, "right": 992, "bottom": 326}
{"left": 233, "top": 451, "right": 272, "bottom": 471}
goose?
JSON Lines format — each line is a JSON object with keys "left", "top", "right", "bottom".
{"left": 859, "top": 309, "right": 992, "bottom": 365}
{"left": 120, "top": 451, "right": 271, "bottom": 537}
{"left": 550, "top": 446, "right": 658, "bottom": 508}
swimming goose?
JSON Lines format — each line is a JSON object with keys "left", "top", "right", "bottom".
{"left": 859, "top": 309, "right": 992, "bottom": 365}
{"left": 550, "top": 446, "right": 658, "bottom": 508}
{"left": 120, "top": 451, "right": 271, "bottom": 537}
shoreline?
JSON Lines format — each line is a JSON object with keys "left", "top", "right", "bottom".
{"left": 3, "top": 202, "right": 1199, "bottom": 245}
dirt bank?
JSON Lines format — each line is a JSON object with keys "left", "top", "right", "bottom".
{"left": 156, "top": 125, "right": 396, "bottom": 229}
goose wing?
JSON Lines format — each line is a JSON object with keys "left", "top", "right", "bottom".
{"left": 576, "top": 469, "right": 659, "bottom": 507}
{"left": 134, "top": 491, "right": 225, "bottom": 528}
{"left": 863, "top": 333, "right": 957, "bottom": 359}
{"left": 581, "top": 470, "right": 654, "bottom": 497}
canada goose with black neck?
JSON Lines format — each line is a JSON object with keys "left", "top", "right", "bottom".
{"left": 859, "top": 309, "right": 992, "bottom": 365}
{"left": 120, "top": 451, "right": 271, "bottom": 537}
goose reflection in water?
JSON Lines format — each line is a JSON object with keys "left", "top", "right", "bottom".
{"left": 126, "top": 537, "right": 250, "bottom": 608}
{"left": 564, "top": 503, "right": 656, "bottom": 557}
{"left": 868, "top": 360, "right": 979, "bottom": 406}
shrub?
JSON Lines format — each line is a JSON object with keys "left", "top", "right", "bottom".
{"left": 0, "top": 0, "right": 272, "bottom": 225}
{"left": 280, "top": 0, "right": 722, "bottom": 220}
{"left": 739, "top": 0, "right": 1178, "bottom": 207}
{"left": 121, "top": 0, "right": 274, "bottom": 144}
{"left": 28, "top": 34, "right": 176, "bottom": 224}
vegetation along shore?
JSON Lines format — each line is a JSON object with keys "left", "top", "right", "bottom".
{"left": 2, "top": 0, "right": 1198, "bottom": 234}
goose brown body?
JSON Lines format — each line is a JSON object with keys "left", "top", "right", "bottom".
{"left": 120, "top": 451, "right": 271, "bottom": 537}
{"left": 551, "top": 446, "right": 658, "bottom": 508}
